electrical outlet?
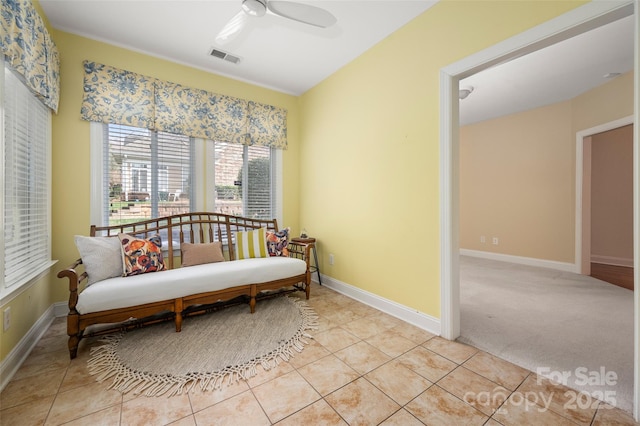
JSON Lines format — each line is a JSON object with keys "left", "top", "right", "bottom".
{"left": 492, "top": 237, "right": 499, "bottom": 245}
{"left": 480, "top": 236, "right": 486, "bottom": 243}
{"left": 3, "top": 307, "right": 10, "bottom": 331}
{"left": 328, "top": 254, "right": 334, "bottom": 265}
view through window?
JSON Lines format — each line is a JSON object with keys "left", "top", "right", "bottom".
{"left": 105, "top": 124, "right": 194, "bottom": 225}
{"left": 104, "top": 124, "right": 274, "bottom": 226}
{"left": 212, "top": 141, "right": 272, "bottom": 219}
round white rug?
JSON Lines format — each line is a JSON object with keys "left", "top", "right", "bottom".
{"left": 88, "top": 296, "right": 318, "bottom": 396}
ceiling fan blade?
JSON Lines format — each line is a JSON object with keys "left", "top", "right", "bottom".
{"left": 215, "top": 11, "right": 249, "bottom": 44}
{"left": 267, "top": 1, "right": 337, "bottom": 28}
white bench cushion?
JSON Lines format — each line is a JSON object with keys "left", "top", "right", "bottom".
{"left": 76, "top": 256, "right": 306, "bottom": 314}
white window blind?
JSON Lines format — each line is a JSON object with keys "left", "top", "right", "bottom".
{"left": 2, "top": 63, "right": 52, "bottom": 291}
{"left": 105, "top": 124, "right": 194, "bottom": 225}
{"left": 211, "top": 142, "right": 273, "bottom": 219}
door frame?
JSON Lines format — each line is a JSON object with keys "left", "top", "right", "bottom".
{"left": 438, "top": 0, "right": 638, "bottom": 419}
{"left": 576, "top": 116, "right": 634, "bottom": 275}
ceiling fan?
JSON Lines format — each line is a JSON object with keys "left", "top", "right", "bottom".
{"left": 216, "top": 0, "right": 337, "bottom": 44}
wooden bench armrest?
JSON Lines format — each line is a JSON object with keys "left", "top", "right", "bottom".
{"left": 57, "top": 258, "right": 87, "bottom": 313}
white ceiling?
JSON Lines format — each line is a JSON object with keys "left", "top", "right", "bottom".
{"left": 40, "top": 1, "right": 634, "bottom": 126}
{"left": 459, "top": 14, "right": 635, "bottom": 126}
{"left": 39, "top": 0, "right": 437, "bottom": 95}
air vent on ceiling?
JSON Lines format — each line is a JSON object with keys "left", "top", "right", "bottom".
{"left": 209, "top": 48, "right": 241, "bottom": 64}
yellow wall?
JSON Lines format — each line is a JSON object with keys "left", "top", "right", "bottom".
{"left": 0, "top": 275, "right": 52, "bottom": 360}
{"left": 49, "top": 30, "right": 301, "bottom": 305}
{"left": 298, "top": 1, "right": 585, "bottom": 317}
{"left": 2, "top": 0, "right": 589, "bottom": 362}
{"left": 459, "top": 71, "right": 633, "bottom": 263}
{"left": 1, "top": 27, "right": 300, "bottom": 360}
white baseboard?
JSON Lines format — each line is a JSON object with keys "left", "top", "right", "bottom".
{"left": 0, "top": 304, "right": 58, "bottom": 392}
{"left": 317, "top": 274, "right": 441, "bottom": 336}
{"left": 591, "top": 255, "right": 634, "bottom": 268}
{"left": 53, "top": 301, "right": 68, "bottom": 318}
{"left": 0, "top": 302, "right": 67, "bottom": 392}
{"left": 460, "top": 249, "right": 578, "bottom": 273}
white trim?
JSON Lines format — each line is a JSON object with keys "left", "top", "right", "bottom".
{"left": 320, "top": 274, "right": 440, "bottom": 336}
{"left": 53, "top": 301, "right": 68, "bottom": 318}
{"left": 89, "top": 121, "right": 104, "bottom": 226}
{"left": 0, "top": 61, "right": 5, "bottom": 299}
{"left": 460, "top": 249, "right": 577, "bottom": 273}
{"left": 439, "top": 69, "right": 459, "bottom": 340}
{"left": 0, "top": 305, "right": 56, "bottom": 392}
{"left": 193, "top": 138, "right": 206, "bottom": 212}
{"left": 0, "top": 261, "right": 57, "bottom": 306}
{"left": 633, "top": 4, "right": 639, "bottom": 421}
{"left": 274, "top": 148, "right": 283, "bottom": 226}
{"left": 575, "top": 115, "right": 634, "bottom": 274}
{"left": 591, "top": 255, "right": 634, "bottom": 268}
{"left": 442, "top": 1, "right": 634, "bottom": 80}
{"left": 204, "top": 139, "right": 216, "bottom": 211}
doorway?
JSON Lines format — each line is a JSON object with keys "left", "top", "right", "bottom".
{"left": 439, "top": 0, "right": 638, "bottom": 420}
{"left": 578, "top": 121, "right": 634, "bottom": 290}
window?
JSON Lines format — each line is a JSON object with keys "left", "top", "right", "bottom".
{"left": 210, "top": 142, "right": 275, "bottom": 219}
{"left": 103, "top": 124, "right": 195, "bottom": 226}
{"left": 1, "top": 63, "right": 53, "bottom": 297}
{"left": 92, "top": 123, "right": 280, "bottom": 226}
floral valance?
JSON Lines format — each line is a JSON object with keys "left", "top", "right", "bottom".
{"left": 80, "top": 61, "right": 287, "bottom": 149}
{"left": 1, "top": 0, "right": 60, "bottom": 113}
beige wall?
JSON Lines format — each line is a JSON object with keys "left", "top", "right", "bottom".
{"left": 591, "top": 124, "right": 634, "bottom": 265}
{"left": 460, "top": 101, "right": 575, "bottom": 262}
{"left": 459, "top": 71, "right": 633, "bottom": 264}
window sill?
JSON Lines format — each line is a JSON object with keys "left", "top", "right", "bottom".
{"left": 0, "top": 260, "right": 58, "bottom": 305}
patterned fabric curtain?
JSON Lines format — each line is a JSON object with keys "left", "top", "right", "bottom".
{"left": 1, "top": 0, "right": 60, "bottom": 113}
{"left": 154, "top": 80, "right": 248, "bottom": 145}
{"left": 247, "top": 101, "right": 287, "bottom": 149}
{"left": 80, "top": 62, "right": 155, "bottom": 130}
{"left": 80, "top": 61, "right": 288, "bottom": 149}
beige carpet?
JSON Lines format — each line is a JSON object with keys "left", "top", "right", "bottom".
{"left": 88, "top": 296, "right": 318, "bottom": 396}
{"left": 458, "top": 255, "right": 634, "bottom": 413}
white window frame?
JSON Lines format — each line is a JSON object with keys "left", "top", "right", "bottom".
{"left": 1, "top": 61, "right": 55, "bottom": 303}
{"left": 91, "top": 123, "right": 195, "bottom": 225}
{"left": 203, "top": 140, "right": 282, "bottom": 224}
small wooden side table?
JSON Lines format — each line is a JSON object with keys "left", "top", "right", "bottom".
{"left": 291, "top": 237, "right": 321, "bottom": 285}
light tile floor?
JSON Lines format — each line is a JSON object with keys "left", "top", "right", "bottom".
{"left": 1, "top": 283, "right": 638, "bottom": 425}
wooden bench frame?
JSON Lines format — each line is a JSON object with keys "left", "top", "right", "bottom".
{"left": 57, "top": 213, "right": 313, "bottom": 359}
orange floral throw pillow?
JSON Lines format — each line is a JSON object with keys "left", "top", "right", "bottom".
{"left": 118, "top": 233, "right": 166, "bottom": 276}
{"left": 266, "top": 227, "right": 290, "bottom": 257}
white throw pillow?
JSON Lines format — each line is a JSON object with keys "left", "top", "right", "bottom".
{"left": 74, "top": 235, "right": 123, "bottom": 285}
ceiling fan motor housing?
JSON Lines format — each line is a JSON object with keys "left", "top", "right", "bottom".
{"left": 242, "top": 0, "right": 267, "bottom": 17}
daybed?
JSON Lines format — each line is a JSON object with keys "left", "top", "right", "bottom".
{"left": 57, "top": 213, "right": 313, "bottom": 359}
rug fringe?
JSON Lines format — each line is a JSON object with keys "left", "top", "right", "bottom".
{"left": 87, "top": 296, "right": 319, "bottom": 397}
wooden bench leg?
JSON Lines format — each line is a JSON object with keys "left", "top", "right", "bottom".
{"left": 250, "top": 285, "right": 257, "bottom": 313}
{"left": 68, "top": 335, "right": 80, "bottom": 359}
{"left": 67, "top": 314, "right": 80, "bottom": 359}
{"left": 175, "top": 298, "right": 183, "bottom": 332}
